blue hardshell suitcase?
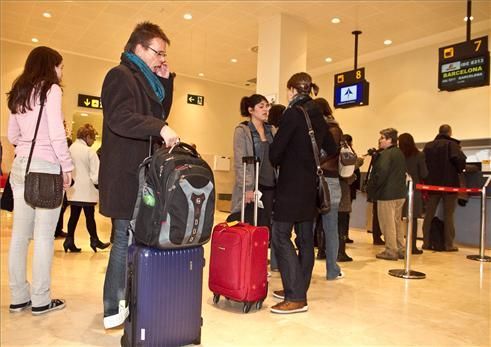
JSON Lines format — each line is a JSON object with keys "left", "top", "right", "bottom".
{"left": 121, "top": 245, "right": 204, "bottom": 347}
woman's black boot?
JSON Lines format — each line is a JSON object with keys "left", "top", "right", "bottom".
{"left": 90, "top": 238, "right": 111, "bottom": 253}
{"left": 63, "top": 237, "right": 81, "bottom": 253}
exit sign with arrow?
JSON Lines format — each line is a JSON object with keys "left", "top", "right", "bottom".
{"left": 187, "top": 94, "right": 204, "bottom": 106}
{"left": 78, "top": 94, "right": 103, "bottom": 110}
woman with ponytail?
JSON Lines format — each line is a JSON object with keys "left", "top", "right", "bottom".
{"left": 229, "top": 94, "right": 278, "bottom": 270}
{"left": 269, "top": 72, "right": 337, "bottom": 314}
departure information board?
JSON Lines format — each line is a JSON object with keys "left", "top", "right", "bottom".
{"left": 438, "top": 36, "right": 489, "bottom": 91}
{"left": 333, "top": 68, "right": 369, "bottom": 108}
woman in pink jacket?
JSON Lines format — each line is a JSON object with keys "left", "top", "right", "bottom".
{"left": 7, "top": 46, "right": 73, "bottom": 316}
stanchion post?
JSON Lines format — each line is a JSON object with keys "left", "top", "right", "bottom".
{"left": 389, "top": 176, "right": 426, "bottom": 279}
{"left": 467, "top": 175, "right": 491, "bottom": 262}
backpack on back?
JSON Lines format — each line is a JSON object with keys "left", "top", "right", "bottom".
{"left": 429, "top": 217, "right": 445, "bottom": 251}
{"left": 133, "top": 143, "right": 215, "bottom": 249}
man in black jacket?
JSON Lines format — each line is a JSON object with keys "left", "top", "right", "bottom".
{"left": 422, "top": 124, "right": 466, "bottom": 251}
{"left": 99, "top": 22, "right": 179, "bottom": 329}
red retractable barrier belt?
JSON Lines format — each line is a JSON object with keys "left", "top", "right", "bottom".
{"left": 416, "top": 184, "right": 482, "bottom": 194}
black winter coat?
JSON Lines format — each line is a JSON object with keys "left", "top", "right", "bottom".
{"left": 98, "top": 54, "right": 174, "bottom": 219}
{"left": 270, "top": 96, "right": 336, "bottom": 222}
{"left": 423, "top": 134, "right": 466, "bottom": 188}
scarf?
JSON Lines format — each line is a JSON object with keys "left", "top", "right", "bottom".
{"left": 123, "top": 52, "right": 165, "bottom": 102}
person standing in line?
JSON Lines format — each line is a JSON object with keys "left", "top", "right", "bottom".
{"left": 313, "top": 98, "right": 346, "bottom": 272}
{"left": 7, "top": 46, "right": 73, "bottom": 315}
{"left": 366, "top": 128, "right": 407, "bottom": 261}
{"left": 267, "top": 104, "right": 286, "bottom": 129}
{"left": 64, "top": 124, "right": 110, "bottom": 253}
{"left": 398, "top": 133, "right": 428, "bottom": 255}
{"left": 422, "top": 124, "right": 466, "bottom": 252}
{"left": 269, "top": 72, "right": 336, "bottom": 314}
{"left": 99, "top": 21, "right": 179, "bottom": 329}
{"left": 343, "top": 134, "right": 363, "bottom": 244}
{"left": 229, "top": 94, "right": 277, "bottom": 271}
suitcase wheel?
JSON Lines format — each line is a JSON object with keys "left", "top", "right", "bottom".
{"left": 213, "top": 293, "right": 220, "bottom": 304}
{"left": 255, "top": 300, "right": 263, "bottom": 310}
{"left": 243, "top": 302, "right": 252, "bottom": 313}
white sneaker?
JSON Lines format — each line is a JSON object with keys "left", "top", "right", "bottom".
{"left": 103, "top": 303, "right": 129, "bottom": 329}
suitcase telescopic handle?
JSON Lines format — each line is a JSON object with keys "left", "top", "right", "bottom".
{"left": 241, "top": 156, "right": 260, "bottom": 226}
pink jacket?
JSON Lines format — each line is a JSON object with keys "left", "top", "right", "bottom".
{"left": 8, "top": 84, "right": 74, "bottom": 172}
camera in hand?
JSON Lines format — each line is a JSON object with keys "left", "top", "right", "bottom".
{"left": 365, "top": 148, "right": 380, "bottom": 158}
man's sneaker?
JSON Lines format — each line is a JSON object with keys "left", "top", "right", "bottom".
{"left": 9, "top": 300, "right": 32, "bottom": 313}
{"left": 376, "top": 251, "right": 398, "bottom": 261}
{"left": 103, "top": 304, "right": 129, "bottom": 329}
{"left": 272, "top": 290, "right": 285, "bottom": 300}
{"left": 31, "top": 299, "right": 65, "bottom": 316}
{"left": 271, "top": 300, "right": 308, "bottom": 314}
{"left": 327, "top": 271, "right": 345, "bottom": 281}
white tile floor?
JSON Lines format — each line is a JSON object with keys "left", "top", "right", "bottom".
{"left": 1, "top": 209, "right": 490, "bottom": 346}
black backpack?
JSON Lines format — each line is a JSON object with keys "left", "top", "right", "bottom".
{"left": 429, "top": 217, "right": 445, "bottom": 251}
{"left": 133, "top": 143, "right": 215, "bottom": 249}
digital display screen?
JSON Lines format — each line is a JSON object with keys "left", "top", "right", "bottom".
{"left": 438, "top": 36, "right": 490, "bottom": 91}
{"left": 334, "top": 80, "right": 369, "bottom": 108}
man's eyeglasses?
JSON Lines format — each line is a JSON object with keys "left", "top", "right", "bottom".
{"left": 147, "top": 46, "right": 167, "bottom": 58}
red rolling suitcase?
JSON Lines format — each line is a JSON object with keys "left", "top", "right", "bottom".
{"left": 208, "top": 157, "right": 269, "bottom": 313}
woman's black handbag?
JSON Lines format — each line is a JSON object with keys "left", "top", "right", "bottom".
{"left": 23, "top": 99, "right": 63, "bottom": 209}
{"left": 297, "top": 105, "right": 330, "bottom": 214}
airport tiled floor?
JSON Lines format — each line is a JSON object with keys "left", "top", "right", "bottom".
{"left": 1, "top": 209, "right": 490, "bottom": 346}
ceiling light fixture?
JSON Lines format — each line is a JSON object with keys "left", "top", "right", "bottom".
{"left": 42, "top": 11, "right": 52, "bottom": 18}
{"left": 80, "top": 113, "right": 89, "bottom": 117}
{"left": 183, "top": 13, "right": 192, "bottom": 20}
{"left": 331, "top": 17, "right": 341, "bottom": 24}
{"left": 325, "top": 57, "right": 333, "bottom": 63}
{"left": 384, "top": 39, "right": 392, "bottom": 46}
{"left": 31, "top": 38, "right": 39, "bottom": 43}
{"left": 464, "top": 16, "right": 474, "bottom": 21}
{"left": 198, "top": 73, "right": 204, "bottom": 77}
{"left": 230, "top": 58, "right": 238, "bottom": 63}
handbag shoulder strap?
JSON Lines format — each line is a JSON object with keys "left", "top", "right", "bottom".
{"left": 296, "top": 105, "right": 323, "bottom": 177}
{"left": 25, "top": 96, "right": 46, "bottom": 175}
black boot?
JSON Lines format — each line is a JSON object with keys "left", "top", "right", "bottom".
{"left": 411, "top": 218, "right": 423, "bottom": 254}
{"left": 337, "top": 236, "right": 353, "bottom": 262}
{"left": 63, "top": 237, "right": 81, "bottom": 253}
{"left": 90, "top": 238, "right": 111, "bottom": 253}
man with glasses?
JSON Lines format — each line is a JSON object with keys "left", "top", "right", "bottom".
{"left": 99, "top": 21, "right": 179, "bottom": 329}
{"left": 366, "top": 128, "right": 407, "bottom": 261}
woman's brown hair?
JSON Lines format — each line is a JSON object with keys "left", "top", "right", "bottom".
{"left": 398, "top": 132, "right": 420, "bottom": 157}
{"left": 286, "top": 72, "right": 319, "bottom": 96}
{"left": 7, "top": 46, "right": 63, "bottom": 113}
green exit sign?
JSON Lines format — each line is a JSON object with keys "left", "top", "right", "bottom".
{"left": 187, "top": 94, "right": 204, "bottom": 106}
{"left": 78, "top": 94, "right": 103, "bottom": 109}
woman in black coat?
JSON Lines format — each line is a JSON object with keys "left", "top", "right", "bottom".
{"left": 269, "top": 72, "right": 336, "bottom": 314}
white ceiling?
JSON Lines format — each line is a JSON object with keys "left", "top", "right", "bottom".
{"left": 1, "top": 1, "right": 490, "bottom": 87}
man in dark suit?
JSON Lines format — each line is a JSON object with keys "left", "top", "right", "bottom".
{"left": 422, "top": 124, "right": 466, "bottom": 251}
{"left": 99, "top": 21, "right": 179, "bottom": 329}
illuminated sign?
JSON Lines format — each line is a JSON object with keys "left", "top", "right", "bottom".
{"left": 438, "top": 36, "right": 490, "bottom": 91}
{"left": 77, "top": 94, "right": 103, "bottom": 109}
{"left": 333, "top": 68, "right": 369, "bottom": 108}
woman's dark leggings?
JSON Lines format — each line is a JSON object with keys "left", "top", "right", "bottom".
{"left": 67, "top": 205, "right": 99, "bottom": 241}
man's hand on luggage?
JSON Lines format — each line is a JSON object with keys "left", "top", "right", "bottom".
{"left": 160, "top": 125, "right": 180, "bottom": 147}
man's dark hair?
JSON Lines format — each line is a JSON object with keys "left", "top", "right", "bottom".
{"left": 124, "top": 21, "right": 170, "bottom": 53}
{"left": 380, "top": 128, "right": 398, "bottom": 145}
{"left": 438, "top": 124, "right": 452, "bottom": 136}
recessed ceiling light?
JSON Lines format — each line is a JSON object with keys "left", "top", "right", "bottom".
{"left": 31, "top": 38, "right": 39, "bottom": 43}
{"left": 384, "top": 39, "right": 393, "bottom": 46}
{"left": 183, "top": 13, "right": 192, "bottom": 20}
{"left": 331, "top": 17, "right": 341, "bottom": 24}
{"left": 230, "top": 58, "right": 238, "bottom": 63}
{"left": 42, "top": 11, "right": 52, "bottom": 18}
{"left": 325, "top": 57, "right": 333, "bottom": 63}
{"left": 464, "top": 16, "right": 474, "bottom": 21}
{"left": 198, "top": 73, "right": 204, "bottom": 77}
{"left": 80, "top": 113, "right": 89, "bottom": 117}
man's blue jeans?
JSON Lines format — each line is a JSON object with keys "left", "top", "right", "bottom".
{"left": 103, "top": 218, "right": 130, "bottom": 317}
{"left": 321, "top": 177, "right": 342, "bottom": 280}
